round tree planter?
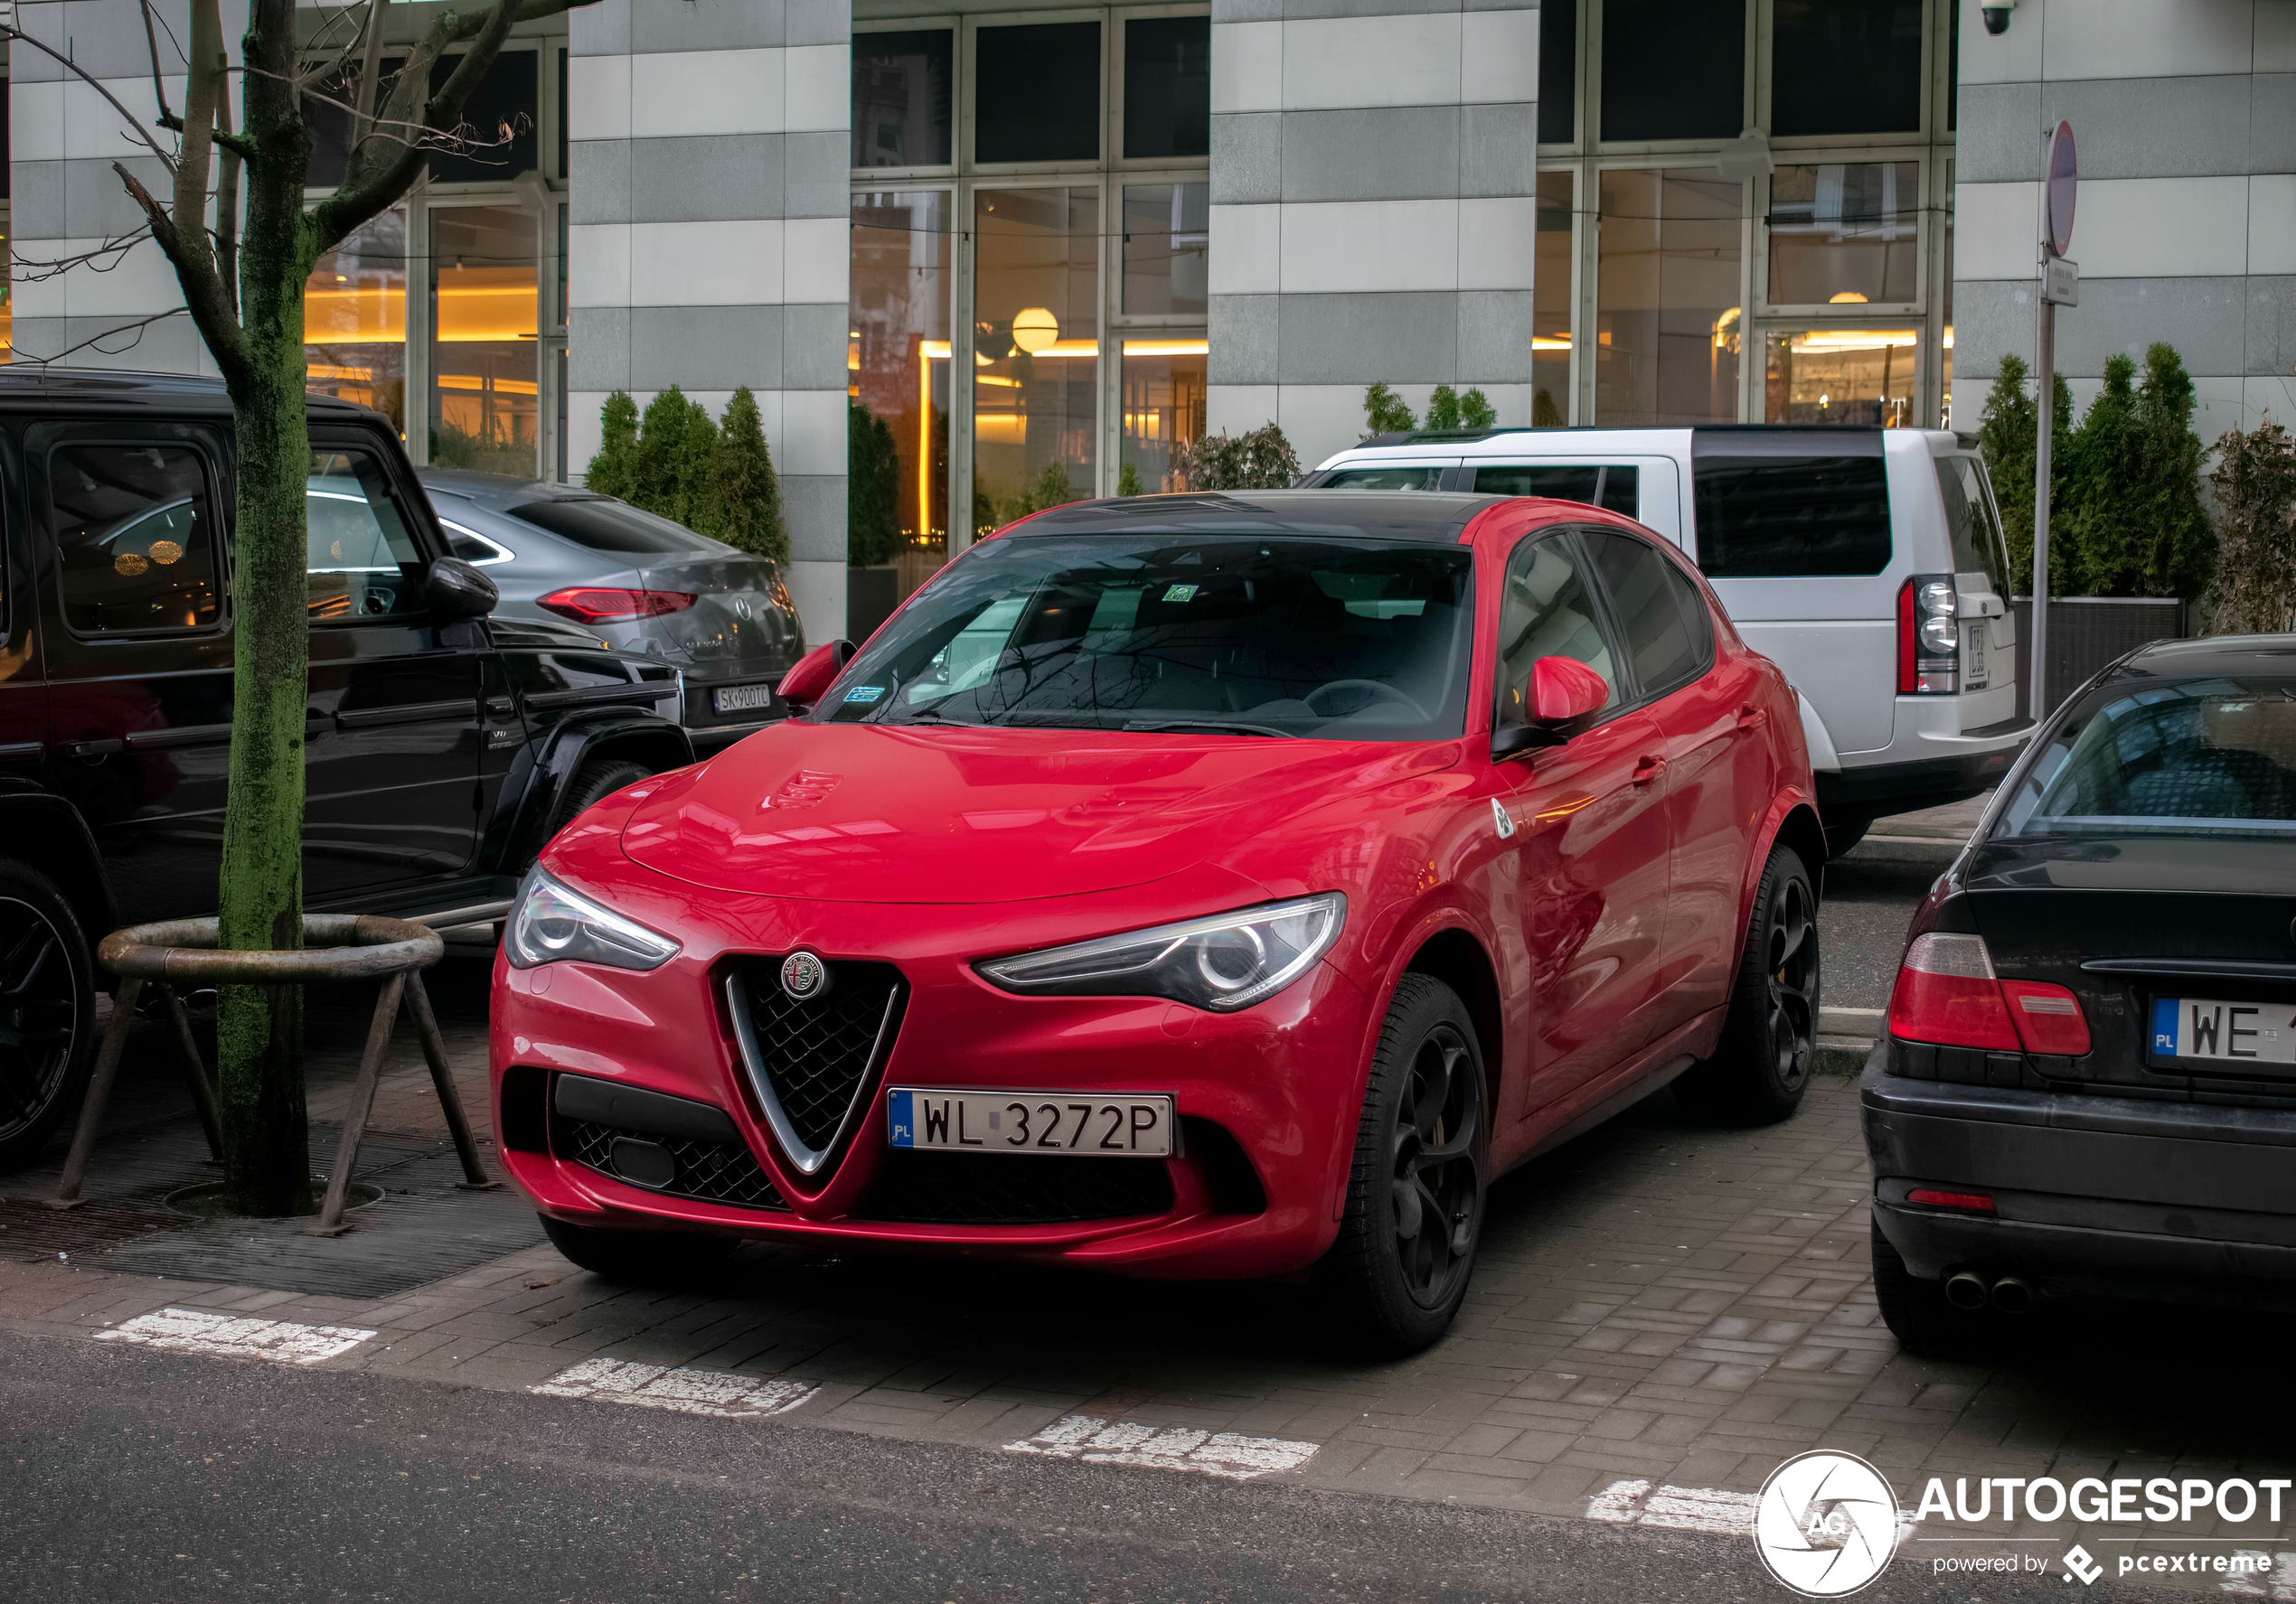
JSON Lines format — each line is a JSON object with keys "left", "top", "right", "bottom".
{"left": 50, "top": 915, "right": 498, "bottom": 1235}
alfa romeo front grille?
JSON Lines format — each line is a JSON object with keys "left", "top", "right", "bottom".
{"left": 559, "top": 1119, "right": 789, "bottom": 1212}
{"left": 726, "top": 959, "right": 906, "bottom": 1176}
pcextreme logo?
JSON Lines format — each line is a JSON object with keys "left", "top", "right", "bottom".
{"left": 1753, "top": 1450, "right": 1903, "bottom": 1598}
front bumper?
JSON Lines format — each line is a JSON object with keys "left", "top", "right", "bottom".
{"left": 489, "top": 876, "right": 1376, "bottom": 1280}
{"left": 1861, "top": 1048, "right": 2296, "bottom": 1307}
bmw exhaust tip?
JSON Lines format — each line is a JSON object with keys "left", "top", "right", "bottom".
{"left": 1945, "top": 1271, "right": 1990, "bottom": 1310}
{"left": 1989, "top": 1276, "right": 2034, "bottom": 1316}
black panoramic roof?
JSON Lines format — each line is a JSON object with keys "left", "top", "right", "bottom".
{"left": 0, "top": 365, "right": 378, "bottom": 425}
{"left": 1012, "top": 490, "right": 1503, "bottom": 543}
{"left": 2113, "top": 633, "right": 2296, "bottom": 682}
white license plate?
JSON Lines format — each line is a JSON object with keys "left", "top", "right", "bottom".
{"left": 2152, "top": 997, "right": 2296, "bottom": 1066}
{"left": 887, "top": 1089, "right": 1176, "bottom": 1158}
{"left": 1965, "top": 623, "right": 1988, "bottom": 689}
{"left": 712, "top": 682, "right": 776, "bottom": 715}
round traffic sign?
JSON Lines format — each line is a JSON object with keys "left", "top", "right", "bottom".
{"left": 2046, "top": 120, "right": 2077, "bottom": 258}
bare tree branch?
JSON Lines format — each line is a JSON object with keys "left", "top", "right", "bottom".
{"left": 140, "top": 0, "right": 186, "bottom": 131}
{"left": 9, "top": 308, "right": 189, "bottom": 367}
{"left": 115, "top": 161, "right": 248, "bottom": 387}
{"left": 13, "top": 229, "right": 155, "bottom": 284}
{"left": 0, "top": 23, "right": 179, "bottom": 169}
{"left": 172, "top": 0, "right": 227, "bottom": 294}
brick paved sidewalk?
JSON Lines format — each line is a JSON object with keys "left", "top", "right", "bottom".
{"left": 5, "top": 962, "right": 2294, "bottom": 1594}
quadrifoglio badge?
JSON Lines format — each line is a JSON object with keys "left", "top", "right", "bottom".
{"left": 1746, "top": 1452, "right": 2289, "bottom": 1593}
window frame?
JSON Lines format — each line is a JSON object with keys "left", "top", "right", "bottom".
{"left": 1492, "top": 526, "right": 1633, "bottom": 736}
{"left": 42, "top": 430, "right": 233, "bottom": 644}
{"left": 305, "top": 429, "right": 441, "bottom": 629}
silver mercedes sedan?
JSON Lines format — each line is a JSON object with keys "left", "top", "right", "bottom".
{"left": 419, "top": 469, "right": 807, "bottom": 753}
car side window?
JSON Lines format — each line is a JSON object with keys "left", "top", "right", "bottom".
{"left": 1321, "top": 466, "right": 1444, "bottom": 491}
{"left": 50, "top": 442, "right": 224, "bottom": 635}
{"left": 1589, "top": 530, "right": 1714, "bottom": 702}
{"left": 307, "top": 448, "right": 426, "bottom": 621}
{"left": 1472, "top": 464, "right": 1639, "bottom": 519}
{"left": 1494, "top": 532, "right": 1617, "bottom": 728}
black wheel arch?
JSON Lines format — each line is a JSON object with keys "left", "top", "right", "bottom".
{"left": 0, "top": 787, "right": 113, "bottom": 951}
{"left": 490, "top": 709, "right": 694, "bottom": 871}
{"left": 1401, "top": 927, "right": 1503, "bottom": 1121}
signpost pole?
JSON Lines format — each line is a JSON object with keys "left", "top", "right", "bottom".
{"left": 2029, "top": 120, "right": 2078, "bottom": 724}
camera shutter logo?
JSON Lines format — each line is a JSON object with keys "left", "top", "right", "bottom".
{"left": 1753, "top": 1451, "right": 1901, "bottom": 1597}
{"left": 780, "top": 951, "right": 831, "bottom": 1002}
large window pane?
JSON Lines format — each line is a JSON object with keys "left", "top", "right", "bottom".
{"left": 1600, "top": 0, "right": 1744, "bottom": 143}
{"left": 1771, "top": 0, "right": 1924, "bottom": 137}
{"left": 306, "top": 211, "right": 408, "bottom": 434}
{"left": 428, "top": 51, "right": 538, "bottom": 183}
{"left": 305, "top": 55, "right": 405, "bottom": 188}
{"left": 1539, "top": 0, "right": 1576, "bottom": 145}
{"left": 1596, "top": 168, "right": 1742, "bottom": 427}
{"left": 852, "top": 192, "right": 953, "bottom": 550}
{"left": 429, "top": 205, "right": 539, "bottom": 477}
{"left": 1763, "top": 329, "right": 1916, "bottom": 427}
{"left": 1124, "top": 17, "right": 1210, "bottom": 159}
{"left": 976, "top": 23, "right": 1100, "bottom": 164}
{"left": 852, "top": 30, "right": 953, "bottom": 168}
{"left": 1534, "top": 171, "right": 1573, "bottom": 425}
{"left": 974, "top": 187, "right": 1097, "bottom": 531}
{"left": 1122, "top": 183, "right": 1208, "bottom": 315}
{"left": 1768, "top": 162, "right": 1919, "bottom": 306}
{"left": 1122, "top": 338, "right": 1206, "bottom": 493}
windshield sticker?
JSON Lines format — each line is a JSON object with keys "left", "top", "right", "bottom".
{"left": 1162, "top": 584, "right": 1200, "bottom": 603}
{"left": 843, "top": 685, "right": 885, "bottom": 704}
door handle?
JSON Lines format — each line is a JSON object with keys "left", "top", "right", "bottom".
{"left": 1735, "top": 704, "right": 1767, "bottom": 732}
{"left": 1631, "top": 755, "right": 1663, "bottom": 787}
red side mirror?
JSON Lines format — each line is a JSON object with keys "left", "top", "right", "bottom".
{"left": 776, "top": 639, "right": 855, "bottom": 712}
{"left": 1531, "top": 655, "right": 1609, "bottom": 722}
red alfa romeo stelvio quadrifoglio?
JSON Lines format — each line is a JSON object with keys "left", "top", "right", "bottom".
{"left": 492, "top": 490, "right": 1821, "bottom": 1352}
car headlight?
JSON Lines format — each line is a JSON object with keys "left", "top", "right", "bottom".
{"left": 505, "top": 868, "right": 680, "bottom": 971}
{"left": 975, "top": 895, "right": 1345, "bottom": 1012}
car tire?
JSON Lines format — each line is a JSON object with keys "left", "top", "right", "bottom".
{"left": 1674, "top": 842, "right": 1820, "bottom": 1125}
{"left": 550, "top": 757, "right": 653, "bottom": 837}
{"left": 0, "top": 863, "right": 99, "bottom": 1175}
{"left": 1316, "top": 973, "right": 1487, "bottom": 1358}
{"left": 1870, "top": 1219, "right": 1997, "bottom": 1358}
{"left": 539, "top": 1215, "right": 738, "bottom": 1283}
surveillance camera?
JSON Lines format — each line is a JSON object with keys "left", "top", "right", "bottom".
{"left": 1981, "top": 0, "right": 2014, "bottom": 34}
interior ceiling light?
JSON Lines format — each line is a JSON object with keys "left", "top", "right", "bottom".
{"left": 1012, "top": 307, "right": 1059, "bottom": 353}
{"left": 1830, "top": 291, "right": 1870, "bottom": 303}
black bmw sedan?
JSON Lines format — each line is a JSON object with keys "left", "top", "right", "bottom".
{"left": 1863, "top": 635, "right": 2296, "bottom": 1353}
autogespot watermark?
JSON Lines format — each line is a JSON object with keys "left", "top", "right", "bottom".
{"left": 1746, "top": 1452, "right": 2288, "bottom": 1594}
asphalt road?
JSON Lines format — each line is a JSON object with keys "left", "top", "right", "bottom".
{"left": 1, "top": 1328, "right": 2149, "bottom": 1604}
{"left": 1819, "top": 841, "right": 1949, "bottom": 1011}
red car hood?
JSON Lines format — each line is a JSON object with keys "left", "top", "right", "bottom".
{"left": 619, "top": 721, "right": 1458, "bottom": 904}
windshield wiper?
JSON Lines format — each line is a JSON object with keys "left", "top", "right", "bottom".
{"left": 1124, "top": 718, "right": 1300, "bottom": 739}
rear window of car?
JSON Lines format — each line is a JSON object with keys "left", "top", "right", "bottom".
{"left": 1471, "top": 464, "right": 1638, "bottom": 519}
{"left": 1691, "top": 455, "right": 1891, "bottom": 577}
{"left": 1320, "top": 466, "right": 1444, "bottom": 491}
{"left": 1996, "top": 675, "right": 2296, "bottom": 841}
{"left": 1935, "top": 455, "right": 2011, "bottom": 595}
{"left": 506, "top": 496, "right": 720, "bottom": 555}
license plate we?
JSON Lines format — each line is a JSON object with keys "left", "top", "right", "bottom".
{"left": 2151, "top": 997, "right": 2296, "bottom": 1067}
{"left": 888, "top": 1089, "right": 1176, "bottom": 1158}
{"left": 712, "top": 682, "right": 776, "bottom": 714}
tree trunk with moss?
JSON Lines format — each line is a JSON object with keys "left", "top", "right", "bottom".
{"left": 66, "top": 0, "right": 595, "bottom": 1213}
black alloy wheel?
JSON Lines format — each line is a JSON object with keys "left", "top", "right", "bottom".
{"left": 1321, "top": 973, "right": 1488, "bottom": 1355}
{"left": 1391, "top": 1022, "right": 1482, "bottom": 1308}
{"left": 0, "top": 866, "right": 97, "bottom": 1173}
{"left": 1676, "top": 843, "right": 1821, "bottom": 1124}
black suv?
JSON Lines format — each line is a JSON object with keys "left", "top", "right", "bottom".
{"left": 0, "top": 370, "right": 694, "bottom": 1169}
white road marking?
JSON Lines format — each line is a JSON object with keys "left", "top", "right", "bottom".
{"left": 532, "top": 1356, "right": 817, "bottom": 1418}
{"left": 96, "top": 1308, "right": 375, "bottom": 1366}
{"left": 2221, "top": 1550, "right": 2296, "bottom": 1600}
{"left": 1586, "top": 1477, "right": 1757, "bottom": 1536}
{"left": 1005, "top": 1413, "right": 1318, "bottom": 1480}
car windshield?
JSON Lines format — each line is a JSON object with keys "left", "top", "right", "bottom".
{"left": 1994, "top": 675, "right": 2296, "bottom": 840}
{"left": 817, "top": 534, "right": 1476, "bottom": 739}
